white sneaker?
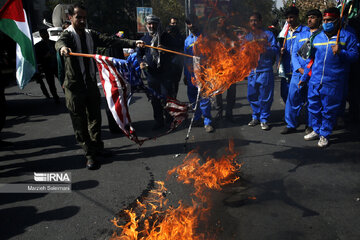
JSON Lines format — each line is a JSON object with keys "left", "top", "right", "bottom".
{"left": 260, "top": 122, "right": 270, "bottom": 130}
{"left": 204, "top": 125, "right": 214, "bottom": 133}
{"left": 318, "top": 136, "right": 329, "bottom": 147}
{"left": 304, "top": 131, "right": 319, "bottom": 141}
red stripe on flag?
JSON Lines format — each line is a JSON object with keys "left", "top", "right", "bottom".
{"left": 96, "top": 56, "right": 128, "bottom": 133}
{"left": 0, "top": 0, "right": 26, "bottom": 22}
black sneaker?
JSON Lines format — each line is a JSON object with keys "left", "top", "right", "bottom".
{"left": 280, "top": 127, "right": 296, "bottom": 134}
{"left": 86, "top": 156, "right": 100, "bottom": 170}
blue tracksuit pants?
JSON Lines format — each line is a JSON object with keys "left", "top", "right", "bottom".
{"left": 187, "top": 78, "right": 212, "bottom": 126}
{"left": 285, "top": 74, "right": 308, "bottom": 128}
{"left": 247, "top": 71, "right": 274, "bottom": 122}
{"left": 308, "top": 83, "right": 343, "bottom": 138}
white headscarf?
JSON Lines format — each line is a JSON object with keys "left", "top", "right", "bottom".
{"left": 66, "top": 25, "right": 95, "bottom": 81}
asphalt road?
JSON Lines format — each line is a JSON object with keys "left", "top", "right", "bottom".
{"left": 1, "top": 76, "right": 359, "bottom": 240}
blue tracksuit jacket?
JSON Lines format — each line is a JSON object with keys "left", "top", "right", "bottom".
{"left": 308, "top": 29, "right": 359, "bottom": 138}
{"left": 280, "top": 25, "right": 309, "bottom": 103}
{"left": 245, "top": 30, "right": 279, "bottom": 122}
{"left": 284, "top": 29, "right": 313, "bottom": 128}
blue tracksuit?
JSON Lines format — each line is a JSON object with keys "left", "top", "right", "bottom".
{"left": 284, "top": 29, "right": 312, "bottom": 128}
{"left": 245, "top": 30, "right": 279, "bottom": 122}
{"left": 184, "top": 33, "right": 212, "bottom": 126}
{"left": 280, "top": 25, "right": 309, "bottom": 103}
{"left": 307, "top": 29, "right": 359, "bottom": 138}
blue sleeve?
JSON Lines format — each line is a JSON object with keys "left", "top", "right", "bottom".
{"left": 267, "top": 31, "right": 279, "bottom": 58}
{"left": 339, "top": 31, "right": 359, "bottom": 63}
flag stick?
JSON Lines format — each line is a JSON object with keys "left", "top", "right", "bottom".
{"left": 69, "top": 52, "right": 95, "bottom": 58}
{"left": 277, "top": 23, "right": 290, "bottom": 71}
{"left": 145, "top": 45, "right": 194, "bottom": 58}
{"left": 70, "top": 47, "right": 194, "bottom": 59}
{"left": 336, "top": 0, "right": 347, "bottom": 44}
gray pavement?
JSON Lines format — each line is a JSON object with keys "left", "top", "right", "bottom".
{"left": 0, "top": 77, "right": 360, "bottom": 240}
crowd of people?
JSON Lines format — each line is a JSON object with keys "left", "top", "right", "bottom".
{"left": 1, "top": 3, "right": 359, "bottom": 170}
{"left": 136, "top": 6, "right": 359, "bottom": 151}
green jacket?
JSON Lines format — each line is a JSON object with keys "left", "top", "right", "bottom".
{"left": 55, "top": 29, "right": 136, "bottom": 93}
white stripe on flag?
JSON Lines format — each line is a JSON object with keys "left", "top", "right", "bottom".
{"left": 14, "top": 10, "right": 32, "bottom": 39}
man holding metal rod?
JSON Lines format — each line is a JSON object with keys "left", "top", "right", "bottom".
{"left": 56, "top": 3, "right": 144, "bottom": 170}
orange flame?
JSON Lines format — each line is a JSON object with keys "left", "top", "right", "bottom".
{"left": 111, "top": 140, "right": 241, "bottom": 240}
{"left": 193, "top": 35, "right": 266, "bottom": 98}
{"left": 168, "top": 140, "right": 241, "bottom": 202}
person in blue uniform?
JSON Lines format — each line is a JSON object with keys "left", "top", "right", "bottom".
{"left": 302, "top": 7, "right": 359, "bottom": 147}
{"left": 184, "top": 19, "right": 214, "bottom": 133}
{"left": 279, "top": 6, "right": 309, "bottom": 104}
{"left": 281, "top": 9, "right": 322, "bottom": 134}
{"left": 245, "top": 12, "right": 279, "bottom": 130}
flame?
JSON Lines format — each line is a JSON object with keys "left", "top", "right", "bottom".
{"left": 193, "top": 35, "right": 266, "bottom": 98}
{"left": 168, "top": 140, "right": 241, "bottom": 202}
{"left": 111, "top": 140, "right": 241, "bottom": 239}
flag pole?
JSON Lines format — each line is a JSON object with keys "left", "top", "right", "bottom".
{"left": 69, "top": 52, "right": 96, "bottom": 58}
{"left": 70, "top": 47, "right": 194, "bottom": 59}
{"left": 277, "top": 23, "right": 290, "bottom": 71}
{"left": 336, "top": 0, "right": 347, "bottom": 44}
{"left": 145, "top": 45, "right": 194, "bottom": 58}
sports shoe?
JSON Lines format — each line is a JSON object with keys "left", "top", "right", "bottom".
{"left": 318, "top": 136, "right": 329, "bottom": 148}
{"left": 304, "top": 131, "right": 319, "bottom": 141}
{"left": 260, "top": 122, "right": 270, "bottom": 130}
{"left": 280, "top": 127, "right": 296, "bottom": 134}
{"left": 204, "top": 125, "right": 214, "bottom": 133}
{"left": 305, "top": 126, "right": 313, "bottom": 135}
{"left": 248, "top": 119, "right": 260, "bottom": 126}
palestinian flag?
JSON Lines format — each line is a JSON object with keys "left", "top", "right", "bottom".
{"left": 0, "top": 0, "right": 36, "bottom": 89}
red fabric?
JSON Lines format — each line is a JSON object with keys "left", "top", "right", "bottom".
{"left": 323, "top": 12, "right": 340, "bottom": 18}
{"left": 0, "top": 0, "right": 25, "bottom": 22}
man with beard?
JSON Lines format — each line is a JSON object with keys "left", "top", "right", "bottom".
{"left": 137, "top": 15, "right": 174, "bottom": 130}
{"left": 56, "top": 3, "right": 143, "bottom": 169}
{"left": 301, "top": 7, "right": 359, "bottom": 147}
{"left": 245, "top": 12, "right": 279, "bottom": 130}
{"left": 281, "top": 9, "right": 322, "bottom": 135}
{"left": 184, "top": 18, "right": 214, "bottom": 133}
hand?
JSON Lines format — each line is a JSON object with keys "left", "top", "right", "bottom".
{"left": 280, "top": 47, "right": 285, "bottom": 55}
{"left": 331, "top": 44, "right": 340, "bottom": 55}
{"left": 136, "top": 40, "right": 145, "bottom": 48}
{"left": 298, "top": 68, "right": 304, "bottom": 75}
{"left": 298, "top": 80, "right": 305, "bottom": 88}
{"left": 60, "top": 47, "right": 72, "bottom": 57}
{"left": 140, "top": 62, "right": 148, "bottom": 70}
